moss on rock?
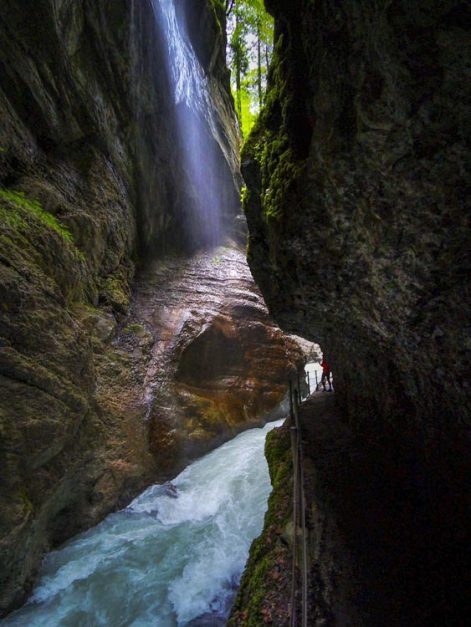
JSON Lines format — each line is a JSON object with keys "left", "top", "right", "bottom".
{"left": 229, "top": 423, "right": 293, "bottom": 626}
{"left": 241, "top": 0, "right": 471, "bottom": 621}
{"left": 0, "top": 189, "right": 74, "bottom": 244}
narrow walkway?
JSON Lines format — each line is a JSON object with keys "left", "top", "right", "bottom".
{"left": 297, "top": 393, "right": 363, "bottom": 625}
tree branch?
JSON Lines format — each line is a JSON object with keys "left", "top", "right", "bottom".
{"left": 226, "top": 0, "right": 236, "bottom": 17}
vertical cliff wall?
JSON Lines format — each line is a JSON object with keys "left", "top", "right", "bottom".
{"left": 0, "top": 0, "right": 297, "bottom": 615}
{"left": 241, "top": 0, "right": 470, "bottom": 622}
{"left": 1, "top": 0, "right": 139, "bottom": 612}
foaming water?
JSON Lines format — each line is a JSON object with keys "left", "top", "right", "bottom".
{"left": 3, "top": 421, "right": 282, "bottom": 626}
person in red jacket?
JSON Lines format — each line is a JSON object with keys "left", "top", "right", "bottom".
{"left": 321, "top": 358, "right": 332, "bottom": 391}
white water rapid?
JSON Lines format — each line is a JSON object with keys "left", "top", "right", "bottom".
{"left": 3, "top": 421, "right": 282, "bottom": 627}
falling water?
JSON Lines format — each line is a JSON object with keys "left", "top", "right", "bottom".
{"left": 2, "top": 421, "right": 282, "bottom": 626}
{"left": 152, "top": 0, "right": 227, "bottom": 247}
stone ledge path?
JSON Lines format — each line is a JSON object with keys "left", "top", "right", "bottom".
{"left": 298, "top": 393, "right": 440, "bottom": 626}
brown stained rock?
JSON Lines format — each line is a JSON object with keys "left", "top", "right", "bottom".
{"left": 118, "top": 246, "right": 307, "bottom": 468}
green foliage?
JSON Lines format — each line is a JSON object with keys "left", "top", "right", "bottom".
{"left": 209, "top": 0, "right": 225, "bottom": 33}
{"left": 123, "top": 323, "right": 147, "bottom": 336}
{"left": 241, "top": 37, "right": 306, "bottom": 228}
{"left": 227, "top": 0, "right": 274, "bottom": 138}
{"left": 0, "top": 189, "right": 74, "bottom": 243}
{"left": 239, "top": 81, "right": 257, "bottom": 136}
{"left": 230, "top": 22, "right": 250, "bottom": 76}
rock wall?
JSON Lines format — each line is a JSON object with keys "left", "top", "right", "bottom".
{"left": 0, "top": 0, "right": 296, "bottom": 614}
{"left": 241, "top": 0, "right": 470, "bottom": 622}
{"left": 104, "top": 246, "right": 304, "bottom": 473}
{"left": 1, "top": 0, "right": 139, "bottom": 611}
{"left": 133, "top": 0, "right": 244, "bottom": 252}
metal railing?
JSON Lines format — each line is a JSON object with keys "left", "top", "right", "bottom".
{"left": 288, "top": 365, "right": 334, "bottom": 625}
{"left": 306, "top": 369, "right": 333, "bottom": 394}
{"left": 289, "top": 379, "right": 309, "bottom": 627}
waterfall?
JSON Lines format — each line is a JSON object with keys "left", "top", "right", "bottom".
{"left": 2, "top": 421, "right": 282, "bottom": 626}
{"left": 151, "top": 0, "right": 226, "bottom": 248}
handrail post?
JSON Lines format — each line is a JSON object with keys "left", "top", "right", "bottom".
{"left": 290, "top": 375, "right": 309, "bottom": 626}
{"left": 289, "top": 378, "right": 298, "bottom": 626}
{"left": 289, "top": 379, "right": 294, "bottom": 425}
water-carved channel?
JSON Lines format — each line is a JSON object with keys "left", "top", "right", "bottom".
{"left": 3, "top": 421, "right": 281, "bottom": 626}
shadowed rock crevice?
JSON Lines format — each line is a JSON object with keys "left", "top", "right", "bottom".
{"left": 176, "top": 325, "right": 247, "bottom": 385}
{"left": 237, "top": 0, "right": 471, "bottom": 623}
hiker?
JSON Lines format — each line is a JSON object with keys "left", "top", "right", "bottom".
{"left": 321, "top": 358, "right": 332, "bottom": 391}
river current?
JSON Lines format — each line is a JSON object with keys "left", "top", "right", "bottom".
{"left": 3, "top": 421, "right": 282, "bottom": 626}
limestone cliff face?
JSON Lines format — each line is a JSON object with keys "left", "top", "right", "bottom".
{"left": 1, "top": 0, "right": 138, "bottom": 611}
{"left": 101, "top": 246, "right": 304, "bottom": 473}
{"left": 241, "top": 0, "right": 470, "bottom": 621}
{"left": 0, "top": 0, "right": 294, "bottom": 614}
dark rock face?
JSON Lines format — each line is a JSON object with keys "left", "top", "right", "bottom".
{"left": 242, "top": 0, "right": 470, "bottom": 622}
{"left": 1, "top": 0, "right": 139, "bottom": 609}
{"left": 0, "top": 0, "right": 289, "bottom": 615}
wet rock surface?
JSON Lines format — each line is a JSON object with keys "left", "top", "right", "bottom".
{"left": 229, "top": 421, "right": 294, "bottom": 627}
{"left": 233, "top": 393, "right": 471, "bottom": 626}
{"left": 240, "top": 0, "right": 471, "bottom": 623}
{"left": 117, "top": 245, "right": 304, "bottom": 470}
{"left": 0, "top": 0, "right": 243, "bottom": 615}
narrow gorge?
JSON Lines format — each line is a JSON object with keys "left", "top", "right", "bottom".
{"left": 1, "top": 0, "right": 469, "bottom": 625}
{"left": 0, "top": 0, "right": 305, "bottom": 617}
